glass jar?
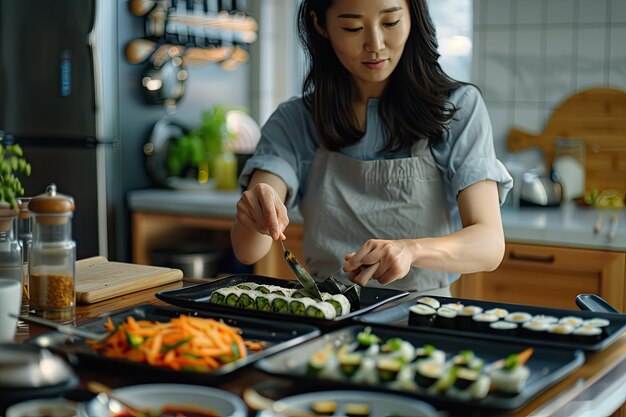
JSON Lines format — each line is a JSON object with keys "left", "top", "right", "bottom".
{"left": 0, "top": 206, "right": 23, "bottom": 284}
{"left": 28, "top": 184, "right": 76, "bottom": 323}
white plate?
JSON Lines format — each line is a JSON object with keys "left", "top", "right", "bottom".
{"left": 85, "top": 384, "right": 246, "bottom": 417}
{"left": 257, "top": 390, "right": 439, "bottom": 417}
{"left": 6, "top": 398, "right": 77, "bottom": 417}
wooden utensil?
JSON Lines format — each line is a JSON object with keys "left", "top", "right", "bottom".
{"left": 125, "top": 39, "right": 158, "bottom": 64}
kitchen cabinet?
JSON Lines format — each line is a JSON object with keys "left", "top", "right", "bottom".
{"left": 452, "top": 243, "right": 625, "bottom": 312}
{"left": 132, "top": 210, "right": 304, "bottom": 279}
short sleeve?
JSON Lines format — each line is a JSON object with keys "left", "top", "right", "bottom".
{"left": 239, "top": 98, "right": 318, "bottom": 209}
{"left": 432, "top": 85, "right": 513, "bottom": 206}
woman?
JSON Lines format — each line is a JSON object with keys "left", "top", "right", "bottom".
{"left": 231, "top": 0, "right": 512, "bottom": 296}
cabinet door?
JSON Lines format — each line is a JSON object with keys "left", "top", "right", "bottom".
{"left": 454, "top": 243, "right": 625, "bottom": 311}
{"left": 254, "top": 224, "right": 304, "bottom": 280}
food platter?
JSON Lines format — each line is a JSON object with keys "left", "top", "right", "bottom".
{"left": 256, "top": 324, "right": 585, "bottom": 411}
{"left": 357, "top": 296, "right": 626, "bottom": 352}
{"left": 25, "top": 305, "right": 320, "bottom": 383}
{"left": 155, "top": 274, "right": 409, "bottom": 326}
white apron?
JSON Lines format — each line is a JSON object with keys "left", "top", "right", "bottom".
{"left": 300, "top": 139, "right": 454, "bottom": 293}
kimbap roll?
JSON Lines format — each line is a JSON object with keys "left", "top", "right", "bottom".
{"left": 311, "top": 400, "right": 337, "bottom": 416}
{"left": 224, "top": 289, "right": 243, "bottom": 307}
{"left": 236, "top": 290, "right": 256, "bottom": 309}
{"left": 485, "top": 308, "right": 509, "bottom": 319}
{"left": 582, "top": 318, "right": 610, "bottom": 328}
{"left": 558, "top": 316, "right": 584, "bottom": 328}
{"left": 376, "top": 357, "right": 403, "bottom": 383}
{"left": 415, "top": 296, "right": 440, "bottom": 310}
{"left": 409, "top": 304, "right": 437, "bottom": 327}
{"left": 305, "top": 301, "right": 337, "bottom": 319}
{"left": 289, "top": 297, "right": 317, "bottom": 315}
{"left": 271, "top": 295, "right": 290, "bottom": 313}
{"left": 414, "top": 344, "right": 446, "bottom": 365}
{"left": 414, "top": 361, "right": 444, "bottom": 389}
{"left": 322, "top": 293, "right": 351, "bottom": 317}
{"left": 255, "top": 293, "right": 274, "bottom": 311}
{"left": 344, "top": 403, "right": 371, "bottom": 417}
{"left": 488, "top": 348, "right": 533, "bottom": 394}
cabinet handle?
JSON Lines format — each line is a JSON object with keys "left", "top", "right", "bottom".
{"left": 508, "top": 251, "right": 555, "bottom": 263}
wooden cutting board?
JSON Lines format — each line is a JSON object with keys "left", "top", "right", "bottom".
{"left": 75, "top": 256, "right": 183, "bottom": 304}
{"left": 508, "top": 87, "right": 626, "bottom": 195}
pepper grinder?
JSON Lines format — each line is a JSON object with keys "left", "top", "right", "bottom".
{"left": 28, "top": 184, "right": 76, "bottom": 323}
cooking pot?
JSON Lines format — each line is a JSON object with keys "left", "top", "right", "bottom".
{"left": 0, "top": 343, "right": 78, "bottom": 411}
{"left": 520, "top": 170, "right": 563, "bottom": 207}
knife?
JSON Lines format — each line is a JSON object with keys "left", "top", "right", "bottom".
{"left": 279, "top": 240, "right": 323, "bottom": 301}
{"left": 12, "top": 314, "right": 109, "bottom": 342}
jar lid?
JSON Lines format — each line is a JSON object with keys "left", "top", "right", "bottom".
{"left": 28, "top": 184, "right": 75, "bottom": 214}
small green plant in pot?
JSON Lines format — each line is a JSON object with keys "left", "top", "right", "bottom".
{"left": 0, "top": 140, "right": 31, "bottom": 230}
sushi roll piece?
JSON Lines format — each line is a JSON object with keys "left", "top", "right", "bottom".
{"left": 414, "top": 360, "right": 444, "bottom": 390}
{"left": 208, "top": 288, "right": 230, "bottom": 304}
{"left": 532, "top": 314, "right": 558, "bottom": 325}
{"left": 255, "top": 293, "right": 274, "bottom": 312}
{"left": 448, "top": 367, "right": 482, "bottom": 400}
{"left": 311, "top": 400, "right": 337, "bottom": 416}
{"left": 289, "top": 297, "right": 317, "bottom": 315}
{"left": 224, "top": 289, "right": 243, "bottom": 307}
{"left": 307, "top": 347, "right": 332, "bottom": 376}
{"left": 351, "top": 356, "right": 378, "bottom": 385}
{"left": 435, "top": 306, "right": 458, "bottom": 329}
{"left": 415, "top": 296, "right": 441, "bottom": 310}
{"left": 355, "top": 326, "right": 382, "bottom": 351}
{"left": 522, "top": 320, "right": 550, "bottom": 336}
{"left": 338, "top": 351, "right": 363, "bottom": 378}
{"left": 582, "top": 317, "right": 610, "bottom": 328}
{"left": 433, "top": 366, "right": 457, "bottom": 394}
{"left": 236, "top": 290, "right": 256, "bottom": 309}
{"left": 488, "top": 348, "right": 533, "bottom": 395}
{"left": 344, "top": 403, "right": 371, "bottom": 417}
{"left": 408, "top": 304, "right": 437, "bottom": 327}
{"left": 376, "top": 357, "right": 403, "bottom": 383}
{"left": 505, "top": 312, "right": 533, "bottom": 325}
{"left": 305, "top": 301, "right": 337, "bottom": 319}
{"left": 322, "top": 293, "right": 351, "bottom": 317}
{"left": 471, "top": 312, "right": 499, "bottom": 331}
{"left": 456, "top": 305, "right": 483, "bottom": 330}
{"left": 573, "top": 325, "right": 603, "bottom": 342}
{"left": 235, "top": 282, "right": 258, "bottom": 291}
{"left": 452, "top": 350, "right": 484, "bottom": 371}
{"left": 547, "top": 323, "right": 574, "bottom": 340}
{"left": 271, "top": 295, "right": 290, "bottom": 313}
{"left": 380, "top": 338, "right": 415, "bottom": 362}
{"left": 256, "top": 285, "right": 272, "bottom": 294}
{"left": 559, "top": 316, "right": 584, "bottom": 328}
{"left": 490, "top": 320, "right": 518, "bottom": 336}
{"left": 414, "top": 344, "right": 446, "bottom": 365}
{"left": 441, "top": 302, "right": 464, "bottom": 312}
{"left": 485, "top": 308, "right": 509, "bottom": 319}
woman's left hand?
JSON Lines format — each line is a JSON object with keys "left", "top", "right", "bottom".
{"left": 343, "top": 239, "right": 414, "bottom": 286}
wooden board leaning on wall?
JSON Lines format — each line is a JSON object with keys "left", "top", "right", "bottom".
{"left": 507, "top": 87, "right": 626, "bottom": 196}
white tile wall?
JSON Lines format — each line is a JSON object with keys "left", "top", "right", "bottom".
{"left": 474, "top": 0, "right": 626, "bottom": 158}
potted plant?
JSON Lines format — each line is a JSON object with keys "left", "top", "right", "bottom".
{"left": 0, "top": 139, "right": 31, "bottom": 229}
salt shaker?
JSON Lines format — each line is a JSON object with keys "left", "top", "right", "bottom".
{"left": 28, "top": 184, "right": 76, "bottom": 323}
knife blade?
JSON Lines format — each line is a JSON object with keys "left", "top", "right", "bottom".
{"left": 12, "top": 314, "right": 109, "bottom": 342}
{"left": 279, "top": 240, "right": 323, "bottom": 301}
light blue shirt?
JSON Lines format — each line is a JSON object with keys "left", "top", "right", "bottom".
{"left": 240, "top": 84, "right": 513, "bottom": 229}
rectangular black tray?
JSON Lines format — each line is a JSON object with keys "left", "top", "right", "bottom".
{"left": 26, "top": 305, "right": 320, "bottom": 383}
{"left": 256, "top": 324, "right": 585, "bottom": 411}
{"left": 155, "top": 274, "right": 409, "bottom": 326}
{"left": 357, "top": 296, "right": 626, "bottom": 352}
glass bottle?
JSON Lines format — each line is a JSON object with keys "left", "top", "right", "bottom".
{"left": 28, "top": 184, "right": 76, "bottom": 323}
{"left": 0, "top": 205, "right": 23, "bottom": 284}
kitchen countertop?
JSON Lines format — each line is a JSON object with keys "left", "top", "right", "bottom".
{"left": 128, "top": 188, "right": 626, "bottom": 251}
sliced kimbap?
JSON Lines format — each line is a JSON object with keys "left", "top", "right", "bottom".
{"left": 338, "top": 351, "right": 363, "bottom": 377}
{"left": 414, "top": 344, "right": 446, "bottom": 365}
{"left": 559, "top": 316, "right": 584, "bottom": 328}
{"left": 414, "top": 361, "right": 444, "bottom": 389}
{"left": 208, "top": 288, "right": 231, "bottom": 304}
{"left": 289, "top": 297, "right": 317, "bottom": 315}
{"left": 311, "top": 400, "right": 337, "bottom": 416}
{"left": 255, "top": 293, "right": 274, "bottom": 312}
{"left": 236, "top": 290, "right": 256, "bottom": 309}
{"left": 271, "top": 295, "right": 290, "bottom": 313}
{"left": 504, "top": 312, "right": 533, "bottom": 324}
{"left": 376, "top": 357, "right": 403, "bottom": 383}
{"left": 235, "top": 282, "right": 258, "bottom": 291}
{"left": 532, "top": 314, "right": 558, "bottom": 325}
{"left": 322, "top": 293, "right": 351, "bottom": 317}
{"left": 582, "top": 317, "right": 610, "bottom": 328}
{"left": 355, "top": 326, "right": 382, "bottom": 350}
{"left": 305, "top": 301, "right": 337, "bottom": 319}
{"left": 344, "top": 403, "right": 371, "bottom": 417}
{"left": 485, "top": 308, "right": 509, "bottom": 319}
{"left": 488, "top": 348, "right": 533, "bottom": 394}
{"left": 415, "top": 296, "right": 440, "bottom": 309}
{"left": 224, "top": 289, "right": 243, "bottom": 307}
{"left": 409, "top": 304, "right": 437, "bottom": 326}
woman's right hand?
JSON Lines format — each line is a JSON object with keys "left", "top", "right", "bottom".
{"left": 236, "top": 182, "right": 289, "bottom": 240}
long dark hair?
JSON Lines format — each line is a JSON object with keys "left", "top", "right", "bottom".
{"left": 297, "top": 0, "right": 462, "bottom": 152}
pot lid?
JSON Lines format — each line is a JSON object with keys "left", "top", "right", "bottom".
{"left": 0, "top": 343, "right": 75, "bottom": 388}
{"left": 28, "top": 184, "right": 75, "bottom": 215}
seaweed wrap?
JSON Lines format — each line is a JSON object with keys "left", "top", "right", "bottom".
{"left": 317, "top": 275, "right": 347, "bottom": 294}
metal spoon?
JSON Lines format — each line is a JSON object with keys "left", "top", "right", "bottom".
{"left": 87, "top": 381, "right": 159, "bottom": 417}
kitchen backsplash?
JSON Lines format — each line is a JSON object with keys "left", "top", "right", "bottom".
{"left": 472, "top": 0, "right": 626, "bottom": 158}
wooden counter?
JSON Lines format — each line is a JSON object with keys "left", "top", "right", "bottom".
{"left": 15, "top": 281, "right": 626, "bottom": 417}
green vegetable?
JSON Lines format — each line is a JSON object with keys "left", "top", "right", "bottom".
{"left": 124, "top": 330, "right": 144, "bottom": 348}
{"left": 161, "top": 336, "right": 192, "bottom": 353}
{"left": 0, "top": 138, "right": 31, "bottom": 209}
{"left": 356, "top": 326, "right": 381, "bottom": 347}
{"left": 503, "top": 353, "right": 519, "bottom": 371}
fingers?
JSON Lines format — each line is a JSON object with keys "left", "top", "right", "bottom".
{"left": 237, "top": 184, "right": 289, "bottom": 239}
{"left": 348, "top": 262, "right": 380, "bottom": 287}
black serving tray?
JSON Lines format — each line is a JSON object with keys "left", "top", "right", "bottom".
{"left": 155, "top": 274, "right": 409, "bottom": 326}
{"left": 25, "top": 305, "right": 320, "bottom": 383}
{"left": 357, "top": 296, "right": 626, "bottom": 352}
{"left": 256, "top": 324, "right": 585, "bottom": 411}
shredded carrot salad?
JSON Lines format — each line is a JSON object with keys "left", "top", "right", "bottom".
{"left": 87, "top": 315, "right": 267, "bottom": 372}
